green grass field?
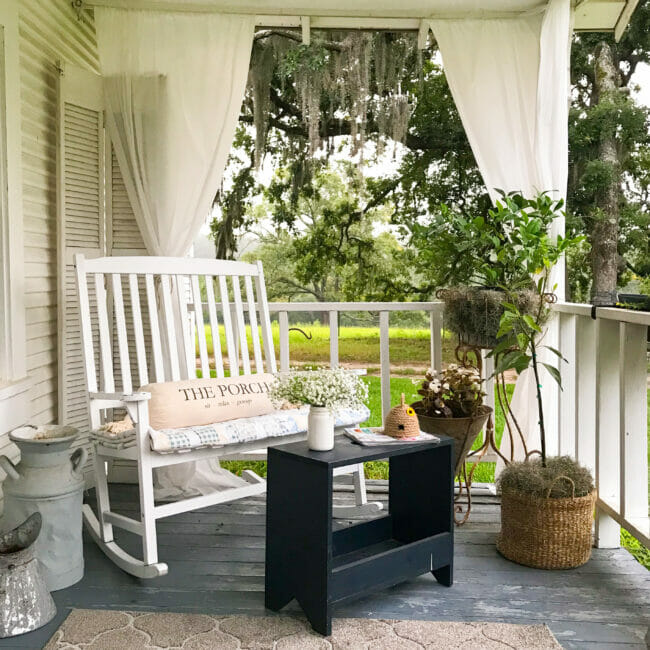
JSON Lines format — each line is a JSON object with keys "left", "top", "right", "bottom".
{"left": 201, "top": 322, "right": 451, "bottom": 368}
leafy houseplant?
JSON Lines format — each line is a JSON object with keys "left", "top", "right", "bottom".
{"left": 269, "top": 369, "right": 368, "bottom": 451}
{"left": 414, "top": 192, "right": 573, "bottom": 348}
{"left": 411, "top": 364, "right": 491, "bottom": 479}
{"left": 489, "top": 233, "right": 597, "bottom": 569}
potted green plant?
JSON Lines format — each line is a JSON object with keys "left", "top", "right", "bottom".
{"left": 489, "top": 236, "right": 596, "bottom": 569}
{"left": 413, "top": 192, "right": 571, "bottom": 349}
{"left": 411, "top": 364, "right": 491, "bottom": 478}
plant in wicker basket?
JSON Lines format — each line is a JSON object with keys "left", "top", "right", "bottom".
{"left": 487, "top": 220, "right": 594, "bottom": 569}
{"left": 496, "top": 457, "right": 596, "bottom": 569}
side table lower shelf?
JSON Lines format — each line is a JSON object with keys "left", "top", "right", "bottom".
{"left": 330, "top": 517, "right": 453, "bottom": 605}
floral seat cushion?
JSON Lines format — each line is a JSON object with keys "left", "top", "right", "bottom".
{"left": 148, "top": 405, "right": 370, "bottom": 454}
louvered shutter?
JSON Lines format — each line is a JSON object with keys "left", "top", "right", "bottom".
{"left": 106, "top": 144, "right": 147, "bottom": 255}
{"left": 57, "top": 63, "right": 105, "bottom": 484}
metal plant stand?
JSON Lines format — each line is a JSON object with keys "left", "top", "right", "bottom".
{"left": 451, "top": 343, "right": 542, "bottom": 525}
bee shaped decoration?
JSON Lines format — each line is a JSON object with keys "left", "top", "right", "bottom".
{"left": 383, "top": 393, "right": 421, "bottom": 439}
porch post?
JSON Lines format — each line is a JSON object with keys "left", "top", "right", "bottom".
{"left": 0, "top": 3, "right": 26, "bottom": 384}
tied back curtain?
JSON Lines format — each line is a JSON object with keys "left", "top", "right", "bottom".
{"left": 429, "top": 0, "right": 571, "bottom": 205}
{"left": 95, "top": 8, "right": 255, "bottom": 256}
{"left": 430, "top": 0, "right": 572, "bottom": 467}
{"left": 95, "top": 8, "right": 255, "bottom": 499}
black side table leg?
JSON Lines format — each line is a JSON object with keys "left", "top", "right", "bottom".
{"left": 265, "top": 449, "right": 297, "bottom": 612}
{"left": 432, "top": 563, "right": 453, "bottom": 587}
{"left": 265, "top": 581, "right": 293, "bottom": 612}
{"left": 266, "top": 449, "right": 332, "bottom": 635}
{"left": 297, "top": 596, "right": 332, "bottom": 636}
{"left": 390, "top": 444, "right": 454, "bottom": 588}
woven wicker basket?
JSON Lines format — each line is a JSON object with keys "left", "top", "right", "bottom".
{"left": 497, "top": 479, "right": 596, "bottom": 569}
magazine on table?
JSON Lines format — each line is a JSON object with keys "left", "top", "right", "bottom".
{"left": 344, "top": 426, "right": 439, "bottom": 446}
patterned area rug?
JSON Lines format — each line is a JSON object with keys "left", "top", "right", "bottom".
{"left": 44, "top": 609, "right": 563, "bottom": 649}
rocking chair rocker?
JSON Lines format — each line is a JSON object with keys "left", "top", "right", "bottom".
{"left": 75, "top": 255, "right": 379, "bottom": 578}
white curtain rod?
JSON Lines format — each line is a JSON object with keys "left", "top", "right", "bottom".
{"left": 80, "top": 0, "right": 550, "bottom": 23}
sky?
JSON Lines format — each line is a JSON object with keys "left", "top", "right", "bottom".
{"left": 632, "top": 62, "right": 650, "bottom": 107}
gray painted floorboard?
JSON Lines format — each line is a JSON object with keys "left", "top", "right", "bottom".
{"left": 2, "top": 480, "right": 648, "bottom": 650}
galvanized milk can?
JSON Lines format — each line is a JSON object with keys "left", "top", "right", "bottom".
{"left": 0, "top": 425, "right": 86, "bottom": 590}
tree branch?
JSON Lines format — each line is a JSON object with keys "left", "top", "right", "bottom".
{"left": 270, "top": 87, "right": 302, "bottom": 119}
{"left": 276, "top": 276, "right": 325, "bottom": 301}
{"left": 254, "top": 29, "right": 344, "bottom": 51}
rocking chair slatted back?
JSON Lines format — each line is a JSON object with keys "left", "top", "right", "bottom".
{"left": 75, "top": 255, "right": 277, "bottom": 399}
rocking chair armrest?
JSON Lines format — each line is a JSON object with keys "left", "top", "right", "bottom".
{"left": 89, "top": 391, "right": 151, "bottom": 403}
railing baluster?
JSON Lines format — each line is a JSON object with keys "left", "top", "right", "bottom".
{"left": 379, "top": 311, "right": 390, "bottom": 421}
{"left": 430, "top": 308, "right": 443, "bottom": 372}
{"left": 329, "top": 310, "right": 339, "bottom": 369}
{"left": 595, "top": 319, "right": 621, "bottom": 548}
{"left": 481, "top": 349, "right": 495, "bottom": 414}
{"left": 544, "top": 315, "right": 561, "bottom": 457}
{"left": 576, "top": 315, "right": 597, "bottom": 473}
{"left": 558, "top": 312, "right": 577, "bottom": 456}
{"left": 278, "top": 311, "right": 290, "bottom": 372}
{"left": 620, "top": 322, "right": 648, "bottom": 522}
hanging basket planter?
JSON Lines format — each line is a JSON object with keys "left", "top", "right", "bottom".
{"left": 497, "top": 478, "right": 596, "bottom": 570}
{"left": 412, "top": 402, "right": 492, "bottom": 478}
{"left": 437, "top": 287, "right": 542, "bottom": 349}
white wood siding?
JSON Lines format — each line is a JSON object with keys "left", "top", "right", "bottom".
{"left": 18, "top": 0, "right": 98, "bottom": 423}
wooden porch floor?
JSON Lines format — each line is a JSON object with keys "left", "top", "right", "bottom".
{"left": 8, "top": 480, "right": 650, "bottom": 650}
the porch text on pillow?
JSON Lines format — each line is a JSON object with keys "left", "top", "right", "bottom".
{"left": 141, "top": 374, "right": 276, "bottom": 430}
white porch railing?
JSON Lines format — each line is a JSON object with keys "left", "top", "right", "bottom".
{"left": 214, "top": 297, "right": 650, "bottom": 546}
{"left": 269, "top": 301, "right": 444, "bottom": 420}
{"left": 267, "top": 302, "right": 498, "bottom": 463}
{"left": 266, "top": 300, "right": 650, "bottom": 545}
{"left": 552, "top": 302, "right": 650, "bottom": 548}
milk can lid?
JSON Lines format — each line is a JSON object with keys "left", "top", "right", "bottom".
{"left": 10, "top": 424, "right": 78, "bottom": 445}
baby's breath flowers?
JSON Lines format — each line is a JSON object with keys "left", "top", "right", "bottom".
{"left": 415, "top": 364, "right": 485, "bottom": 418}
{"left": 269, "top": 369, "right": 368, "bottom": 411}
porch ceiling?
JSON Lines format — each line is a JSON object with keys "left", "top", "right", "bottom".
{"left": 87, "top": 0, "right": 639, "bottom": 39}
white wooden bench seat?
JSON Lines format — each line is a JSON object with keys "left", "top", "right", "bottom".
{"left": 75, "top": 255, "right": 380, "bottom": 579}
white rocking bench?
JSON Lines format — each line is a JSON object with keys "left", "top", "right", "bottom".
{"left": 75, "top": 255, "right": 380, "bottom": 579}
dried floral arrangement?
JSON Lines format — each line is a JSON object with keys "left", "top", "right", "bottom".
{"left": 269, "top": 369, "right": 368, "bottom": 411}
{"left": 414, "top": 364, "right": 485, "bottom": 419}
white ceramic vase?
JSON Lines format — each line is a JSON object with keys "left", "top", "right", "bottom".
{"left": 308, "top": 405, "right": 335, "bottom": 451}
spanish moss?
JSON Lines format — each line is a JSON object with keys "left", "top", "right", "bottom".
{"left": 247, "top": 29, "right": 421, "bottom": 166}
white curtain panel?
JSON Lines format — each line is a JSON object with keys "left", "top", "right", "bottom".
{"left": 95, "top": 8, "right": 255, "bottom": 256}
{"left": 95, "top": 8, "right": 255, "bottom": 498}
{"left": 430, "top": 0, "right": 572, "bottom": 470}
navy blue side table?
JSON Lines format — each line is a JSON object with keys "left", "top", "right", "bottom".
{"left": 265, "top": 436, "right": 454, "bottom": 635}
